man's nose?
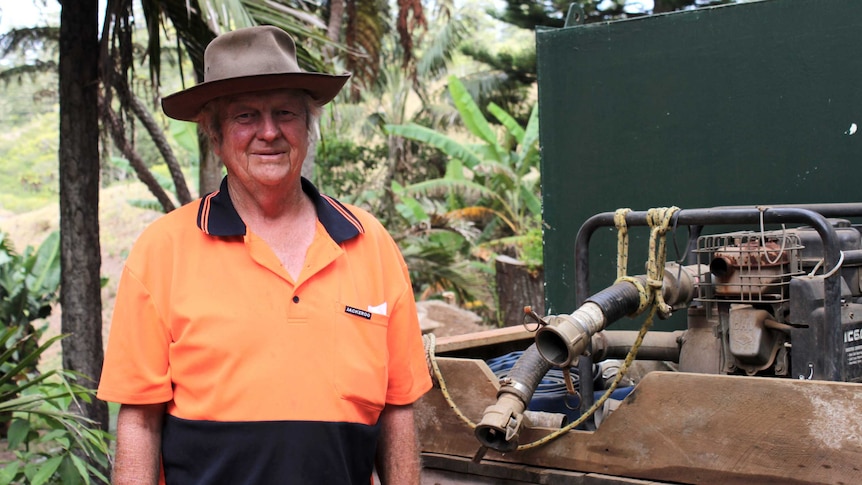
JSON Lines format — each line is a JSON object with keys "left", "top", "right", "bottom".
{"left": 257, "top": 114, "right": 280, "bottom": 140}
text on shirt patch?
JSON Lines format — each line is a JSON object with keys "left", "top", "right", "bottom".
{"left": 345, "top": 306, "right": 372, "bottom": 320}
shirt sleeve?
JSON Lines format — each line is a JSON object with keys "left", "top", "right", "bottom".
{"left": 97, "top": 260, "right": 173, "bottom": 405}
{"left": 383, "top": 255, "right": 433, "bottom": 405}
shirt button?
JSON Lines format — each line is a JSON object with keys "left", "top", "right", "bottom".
{"left": 292, "top": 296, "right": 300, "bottom": 303}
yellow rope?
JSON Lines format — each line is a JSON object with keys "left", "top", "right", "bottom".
{"left": 614, "top": 208, "right": 632, "bottom": 280}
{"left": 615, "top": 208, "right": 648, "bottom": 314}
{"left": 424, "top": 333, "right": 478, "bottom": 429}
{"left": 614, "top": 207, "right": 679, "bottom": 315}
{"left": 643, "top": 207, "right": 680, "bottom": 316}
{"left": 514, "top": 303, "right": 659, "bottom": 451}
{"left": 423, "top": 206, "right": 681, "bottom": 453}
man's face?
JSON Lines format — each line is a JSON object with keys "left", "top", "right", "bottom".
{"left": 214, "top": 89, "right": 309, "bottom": 190}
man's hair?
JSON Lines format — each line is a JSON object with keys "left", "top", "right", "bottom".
{"left": 196, "top": 89, "right": 322, "bottom": 147}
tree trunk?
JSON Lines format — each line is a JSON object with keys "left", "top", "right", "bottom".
{"left": 198, "top": 129, "right": 223, "bottom": 195}
{"left": 325, "top": 0, "right": 345, "bottom": 59}
{"left": 58, "top": 0, "right": 110, "bottom": 474}
{"left": 157, "top": 0, "right": 217, "bottom": 197}
{"left": 125, "top": 83, "right": 193, "bottom": 204}
{"left": 102, "top": 98, "right": 177, "bottom": 212}
{"left": 495, "top": 255, "right": 545, "bottom": 327}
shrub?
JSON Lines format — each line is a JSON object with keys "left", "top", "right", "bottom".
{"left": 0, "top": 232, "right": 111, "bottom": 484}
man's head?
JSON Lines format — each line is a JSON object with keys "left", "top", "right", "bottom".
{"left": 205, "top": 89, "right": 313, "bottom": 190}
{"left": 161, "top": 25, "right": 350, "bottom": 122}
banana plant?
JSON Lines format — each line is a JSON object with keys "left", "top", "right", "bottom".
{"left": 390, "top": 179, "right": 491, "bottom": 306}
{"left": 0, "top": 233, "right": 109, "bottom": 484}
{"left": 0, "top": 231, "right": 60, "bottom": 373}
{"left": 385, "top": 75, "right": 542, "bottom": 267}
{"left": 0, "top": 331, "right": 111, "bottom": 485}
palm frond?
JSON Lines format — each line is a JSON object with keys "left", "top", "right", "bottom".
{"left": 0, "top": 27, "right": 60, "bottom": 57}
{"left": 414, "top": 9, "right": 473, "bottom": 81}
{"left": 344, "top": 0, "right": 389, "bottom": 96}
{"left": 400, "top": 236, "right": 488, "bottom": 304}
{"left": 203, "top": 0, "right": 256, "bottom": 33}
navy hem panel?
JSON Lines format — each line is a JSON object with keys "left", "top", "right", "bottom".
{"left": 162, "top": 415, "right": 380, "bottom": 485}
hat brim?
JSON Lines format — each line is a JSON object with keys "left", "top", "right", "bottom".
{"left": 161, "top": 72, "right": 351, "bottom": 121}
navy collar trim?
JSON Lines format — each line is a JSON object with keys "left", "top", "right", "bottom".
{"left": 196, "top": 176, "right": 364, "bottom": 244}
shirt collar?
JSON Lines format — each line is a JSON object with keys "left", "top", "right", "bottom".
{"left": 196, "top": 176, "right": 364, "bottom": 244}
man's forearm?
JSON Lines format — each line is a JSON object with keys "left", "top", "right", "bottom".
{"left": 113, "top": 403, "right": 166, "bottom": 485}
{"left": 375, "top": 403, "right": 421, "bottom": 484}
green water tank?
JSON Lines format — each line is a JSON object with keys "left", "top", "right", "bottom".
{"left": 538, "top": 0, "right": 862, "bottom": 323}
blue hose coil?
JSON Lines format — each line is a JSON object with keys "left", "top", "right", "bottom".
{"left": 486, "top": 351, "right": 633, "bottom": 422}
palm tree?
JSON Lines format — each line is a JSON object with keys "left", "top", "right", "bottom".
{"left": 338, "top": 4, "right": 476, "bottom": 219}
{"left": 100, "top": 0, "right": 430, "bottom": 196}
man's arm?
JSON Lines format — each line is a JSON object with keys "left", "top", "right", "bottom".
{"left": 113, "top": 403, "right": 166, "bottom": 485}
{"left": 375, "top": 403, "right": 422, "bottom": 484}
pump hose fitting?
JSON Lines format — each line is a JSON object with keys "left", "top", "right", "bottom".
{"left": 474, "top": 344, "right": 550, "bottom": 452}
{"left": 536, "top": 280, "right": 642, "bottom": 368}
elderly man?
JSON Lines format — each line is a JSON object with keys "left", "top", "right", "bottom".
{"left": 97, "top": 25, "right": 432, "bottom": 484}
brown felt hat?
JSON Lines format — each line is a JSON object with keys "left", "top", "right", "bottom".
{"left": 161, "top": 25, "right": 350, "bottom": 121}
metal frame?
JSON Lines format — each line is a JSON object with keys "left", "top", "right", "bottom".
{"left": 572, "top": 203, "right": 862, "bottom": 413}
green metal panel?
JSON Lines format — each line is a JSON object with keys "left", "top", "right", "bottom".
{"left": 538, "top": 0, "right": 862, "bottom": 320}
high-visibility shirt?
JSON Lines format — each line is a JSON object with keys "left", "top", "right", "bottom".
{"left": 98, "top": 176, "right": 432, "bottom": 484}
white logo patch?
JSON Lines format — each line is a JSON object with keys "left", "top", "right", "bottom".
{"left": 367, "top": 302, "right": 388, "bottom": 316}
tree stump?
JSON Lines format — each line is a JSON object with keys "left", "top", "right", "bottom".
{"left": 495, "top": 255, "right": 545, "bottom": 327}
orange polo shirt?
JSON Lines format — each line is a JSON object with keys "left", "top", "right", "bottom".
{"left": 98, "top": 177, "right": 432, "bottom": 484}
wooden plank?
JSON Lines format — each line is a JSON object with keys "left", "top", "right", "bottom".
{"left": 434, "top": 326, "right": 535, "bottom": 354}
{"left": 418, "top": 360, "right": 862, "bottom": 485}
{"left": 422, "top": 453, "right": 671, "bottom": 485}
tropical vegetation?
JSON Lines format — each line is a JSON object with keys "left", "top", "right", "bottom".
{"left": 0, "top": 232, "right": 111, "bottom": 484}
{"left": 386, "top": 75, "right": 541, "bottom": 311}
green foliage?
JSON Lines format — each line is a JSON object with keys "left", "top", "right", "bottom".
{"left": 0, "top": 232, "right": 109, "bottom": 483}
{"left": 0, "top": 112, "right": 60, "bottom": 213}
{"left": 385, "top": 75, "right": 542, "bottom": 309}
{"left": 0, "top": 231, "right": 60, "bottom": 333}
{"left": 386, "top": 76, "right": 542, "bottom": 249}
{"left": 390, "top": 180, "right": 491, "bottom": 306}
{"left": 0, "top": 229, "right": 60, "bottom": 402}
{"left": 314, "top": 138, "right": 388, "bottom": 204}
{"left": 0, "top": 332, "right": 111, "bottom": 485}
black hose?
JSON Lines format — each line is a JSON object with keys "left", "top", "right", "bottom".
{"left": 474, "top": 344, "right": 552, "bottom": 452}
{"left": 586, "top": 280, "right": 642, "bottom": 323}
{"left": 502, "top": 343, "right": 551, "bottom": 403}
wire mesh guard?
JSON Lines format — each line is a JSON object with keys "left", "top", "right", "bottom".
{"left": 694, "top": 231, "right": 804, "bottom": 304}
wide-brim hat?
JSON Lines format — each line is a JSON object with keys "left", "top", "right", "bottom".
{"left": 162, "top": 25, "right": 351, "bottom": 121}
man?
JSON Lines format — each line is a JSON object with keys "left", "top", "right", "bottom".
{"left": 97, "top": 25, "right": 432, "bottom": 484}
